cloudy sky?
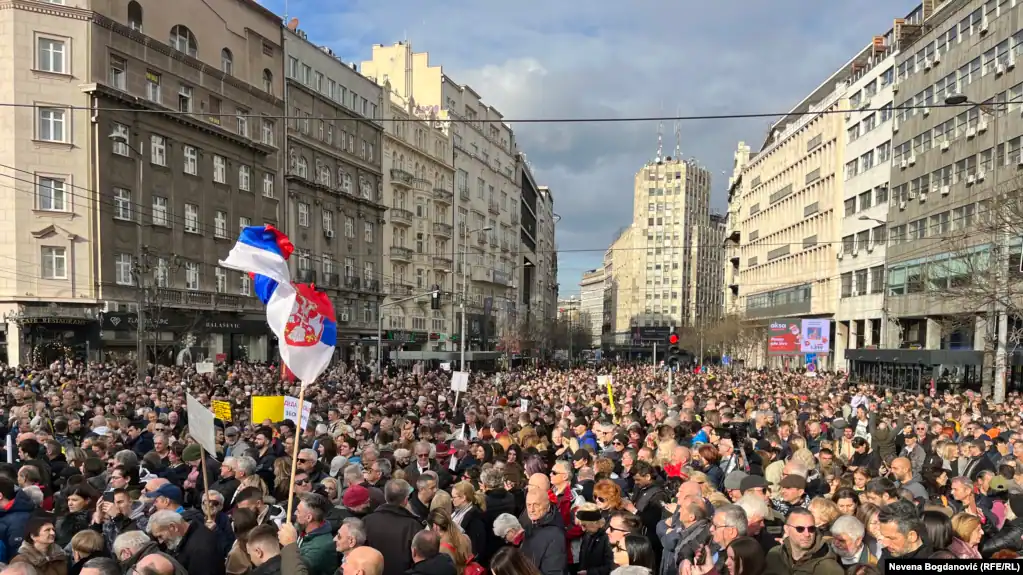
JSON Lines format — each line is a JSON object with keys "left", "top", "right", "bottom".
{"left": 260, "top": 0, "right": 918, "bottom": 295}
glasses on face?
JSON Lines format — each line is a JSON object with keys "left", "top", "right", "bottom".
{"left": 787, "top": 524, "right": 818, "bottom": 534}
{"left": 417, "top": 454, "right": 430, "bottom": 459}
{"left": 298, "top": 459, "right": 313, "bottom": 464}
{"left": 295, "top": 478, "right": 310, "bottom": 486}
{"left": 595, "top": 497, "right": 607, "bottom": 504}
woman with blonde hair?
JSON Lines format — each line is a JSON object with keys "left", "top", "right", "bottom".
{"left": 451, "top": 481, "right": 487, "bottom": 560}
{"left": 808, "top": 497, "right": 841, "bottom": 536}
{"left": 948, "top": 513, "right": 983, "bottom": 558}
{"left": 272, "top": 457, "right": 291, "bottom": 502}
{"left": 428, "top": 507, "right": 472, "bottom": 573}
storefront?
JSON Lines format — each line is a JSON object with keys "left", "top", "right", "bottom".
{"left": 845, "top": 348, "right": 984, "bottom": 394}
{"left": 100, "top": 310, "right": 269, "bottom": 365}
{"left": 1, "top": 305, "right": 101, "bottom": 366}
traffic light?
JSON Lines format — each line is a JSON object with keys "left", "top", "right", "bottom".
{"left": 667, "top": 327, "right": 681, "bottom": 369}
{"left": 430, "top": 284, "right": 441, "bottom": 310}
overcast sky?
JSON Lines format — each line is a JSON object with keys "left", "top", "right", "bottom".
{"left": 261, "top": 0, "right": 919, "bottom": 296}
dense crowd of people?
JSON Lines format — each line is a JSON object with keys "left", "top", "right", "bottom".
{"left": 0, "top": 360, "right": 1016, "bottom": 575}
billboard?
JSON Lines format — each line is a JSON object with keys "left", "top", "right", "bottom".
{"left": 767, "top": 319, "right": 832, "bottom": 355}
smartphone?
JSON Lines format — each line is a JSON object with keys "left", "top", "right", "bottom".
{"left": 103, "top": 492, "right": 115, "bottom": 503}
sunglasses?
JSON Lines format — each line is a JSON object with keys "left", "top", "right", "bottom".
{"left": 787, "top": 525, "right": 818, "bottom": 534}
{"left": 295, "top": 478, "right": 310, "bottom": 485}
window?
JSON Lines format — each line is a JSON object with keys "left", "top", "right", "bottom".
{"left": 322, "top": 210, "right": 334, "bottom": 233}
{"left": 364, "top": 222, "right": 374, "bottom": 243}
{"left": 152, "top": 196, "right": 168, "bottom": 226}
{"left": 314, "top": 72, "right": 323, "bottom": 92}
{"left": 153, "top": 258, "right": 168, "bottom": 288}
{"left": 115, "top": 254, "right": 133, "bottom": 285}
{"left": 262, "top": 173, "right": 274, "bottom": 198}
{"left": 296, "top": 156, "right": 308, "bottom": 178}
{"left": 214, "top": 210, "right": 227, "bottom": 238}
{"left": 213, "top": 155, "right": 226, "bottom": 183}
{"left": 364, "top": 262, "right": 374, "bottom": 284}
{"left": 239, "top": 273, "right": 251, "bottom": 296}
{"left": 38, "top": 108, "right": 66, "bottom": 142}
{"left": 184, "top": 203, "right": 199, "bottom": 233}
{"left": 344, "top": 216, "right": 355, "bottom": 238}
{"left": 239, "top": 216, "right": 251, "bottom": 231}
{"left": 183, "top": 145, "right": 198, "bottom": 175}
{"left": 127, "top": 1, "right": 143, "bottom": 32}
{"left": 150, "top": 135, "right": 166, "bottom": 165}
{"left": 263, "top": 69, "right": 273, "bottom": 95}
{"left": 109, "top": 55, "right": 126, "bottom": 89}
{"left": 169, "top": 25, "right": 197, "bottom": 58}
{"left": 344, "top": 257, "right": 355, "bottom": 278}
{"left": 37, "top": 177, "right": 66, "bottom": 211}
{"left": 113, "top": 188, "right": 132, "bottom": 220}
{"left": 236, "top": 109, "right": 249, "bottom": 138}
{"left": 178, "top": 85, "right": 193, "bottom": 113}
{"left": 146, "top": 70, "right": 161, "bottom": 102}
{"left": 220, "top": 48, "right": 233, "bottom": 75}
{"left": 298, "top": 202, "right": 310, "bottom": 227}
{"left": 185, "top": 262, "right": 199, "bottom": 290}
{"left": 261, "top": 118, "right": 275, "bottom": 146}
{"left": 841, "top": 272, "right": 853, "bottom": 298}
{"left": 215, "top": 267, "right": 227, "bottom": 293}
{"left": 37, "top": 37, "right": 66, "bottom": 74}
{"left": 238, "top": 165, "right": 251, "bottom": 191}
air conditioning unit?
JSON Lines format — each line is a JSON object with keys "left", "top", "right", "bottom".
{"left": 1017, "top": 154, "right": 1023, "bottom": 167}
{"left": 908, "top": 191, "right": 916, "bottom": 200}
{"left": 837, "top": 252, "right": 844, "bottom": 260}
{"left": 941, "top": 140, "right": 950, "bottom": 151}
{"left": 1008, "top": 52, "right": 1017, "bottom": 70}
{"left": 892, "top": 82, "right": 900, "bottom": 93}
{"left": 324, "top": 229, "right": 335, "bottom": 239}
{"left": 908, "top": 155, "right": 917, "bottom": 166}
{"left": 967, "top": 127, "right": 977, "bottom": 138}
{"left": 900, "top": 159, "right": 908, "bottom": 170}
{"left": 919, "top": 192, "right": 927, "bottom": 202}
{"left": 867, "top": 245, "right": 874, "bottom": 253}
{"left": 899, "top": 200, "right": 907, "bottom": 210}
{"left": 893, "top": 120, "right": 900, "bottom": 133}
{"left": 941, "top": 185, "right": 950, "bottom": 196}
{"left": 924, "top": 58, "right": 933, "bottom": 70}
{"left": 923, "top": 107, "right": 931, "bottom": 117}
{"left": 977, "top": 170, "right": 986, "bottom": 181}
{"left": 980, "top": 15, "right": 989, "bottom": 33}
{"left": 967, "top": 174, "right": 976, "bottom": 185}
{"left": 340, "top": 311, "right": 350, "bottom": 322}
{"left": 933, "top": 52, "right": 942, "bottom": 65}
{"left": 845, "top": 112, "right": 852, "bottom": 121}
{"left": 997, "top": 63, "right": 1007, "bottom": 76}
{"left": 978, "top": 120, "right": 988, "bottom": 133}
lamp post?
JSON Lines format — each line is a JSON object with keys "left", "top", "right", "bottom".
{"left": 376, "top": 286, "right": 444, "bottom": 374}
{"left": 945, "top": 93, "right": 1008, "bottom": 402}
{"left": 109, "top": 131, "right": 146, "bottom": 383}
{"left": 859, "top": 214, "right": 890, "bottom": 348}
{"left": 460, "top": 225, "right": 491, "bottom": 371}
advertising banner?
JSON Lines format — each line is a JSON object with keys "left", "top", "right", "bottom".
{"left": 767, "top": 320, "right": 801, "bottom": 355}
{"left": 800, "top": 319, "right": 831, "bottom": 353}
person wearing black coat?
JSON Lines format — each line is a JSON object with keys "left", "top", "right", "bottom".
{"left": 455, "top": 504, "right": 487, "bottom": 563}
{"left": 520, "top": 492, "right": 567, "bottom": 575}
{"left": 980, "top": 495, "right": 1023, "bottom": 557}
{"left": 481, "top": 481, "right": 517, "bottom": 566}
{"left": 159, "top": 514, "right": 225, "bottom": 575}
{"left": 362, "top": 482, "right": 427, "bottom": 575}
{"left": 573, "top": 510, "right": 613, "bottom": 575}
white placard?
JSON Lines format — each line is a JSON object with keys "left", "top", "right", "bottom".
{"left": 598, "top": 375, "right": 611, "bottom": 389}
{"left": 196, "top": 361, "right": 215, "bottom": 374}
{"left": 284, "top": 395, "right": 312, "bottom": 430}
{"left": 450, "top": 371, "right": 469, "bottom": 393}
{"left": 520, "top": 398, "right": 529, "bottom": 411}
{"left": 440, "top": 362, "right": 451, "bottom": 372}
{"left": 186, "top": 394, "right": 217, "bottom": 457}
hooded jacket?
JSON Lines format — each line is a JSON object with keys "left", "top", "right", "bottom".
{"left": 0, "top": 489, "right": 36, "bottom": 562}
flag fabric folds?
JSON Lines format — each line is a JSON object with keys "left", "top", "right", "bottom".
{"left": 219, "top": 225, "right": 336, "bottom": 385}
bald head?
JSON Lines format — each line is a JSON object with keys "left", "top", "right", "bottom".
{"left": 143, "top": 478, "right": 169, "bottom": 494}
{"left": 137, "top": 554, "right": 175, "bottom": 575}
{"left": 678, "top": 481, "right": 702, "bottom": 499}
{"left": 345, "top": 546, "right": 384, "bottom": 575}
{"left": 527, "top": 473, "right": 550, "bottom": 494}
{"left": 891, "top": 457, "right": 912, "bottom": 479}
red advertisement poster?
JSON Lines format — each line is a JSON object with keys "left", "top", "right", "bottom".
{"left": 768, "top": 320, "right": 801, "bottom": 355}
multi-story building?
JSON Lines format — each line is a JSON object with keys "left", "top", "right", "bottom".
{"left": 282, "top": 26, "right": 385, "bottom": 365}
{"left": 363, "top": 43, "right": 521, "bottom": 354}
{"left": 579, "top": 269, "right": 604, "bottom": 347}
{"left": 724, "top": 143, "right": 753, "bottom": 318}
{"left": 836, "top": 36, "right": 898, "bottom": 360}
{"left": 376, "top": 75, "right": 455, "bottom": 351}
{"left": 726, "top": 62, "right": 851, "bottom": 368}
{"left": 689, "top": 213, "right": 727, "bottom": 324}
{"left": 0, "top": 0, "right": 96, "bottom": 364}
{"left": 535, "top": 184, "right": 559, "bottom": 323}
{"left": 87, "top": 0, "right": 285, "bottom": 366}
{"left": 557, "top": 296, "right": 581, "bottom": 323}
{"left": 857, "top": 0, "right": 1023, "bottom": 393}
{"left": 609, "top": 155, "right": 716, "bottom": 331}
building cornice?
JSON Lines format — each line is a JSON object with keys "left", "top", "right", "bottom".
{"left": 0, "top": 0, "right": 92, "bottom": 20}
{"left": 92, "top": 14, "right": 284, "bottom": 109}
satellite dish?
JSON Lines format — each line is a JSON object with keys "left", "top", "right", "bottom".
{"left": 287, "top": 18, "right": 299, "bottom": 31}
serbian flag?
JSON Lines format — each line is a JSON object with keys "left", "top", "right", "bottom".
{"left": 219, "top": 226, "right": 336, "bottom": 385}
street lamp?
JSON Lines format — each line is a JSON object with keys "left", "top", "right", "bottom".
{"left": 109, "top": 131, "right": 147, "bottom": 383}
{"left": 460, "top": 225, "right": 491, "bottom": 372}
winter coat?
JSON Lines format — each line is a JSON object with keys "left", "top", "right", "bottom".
{"left": 298, "top": 521, "right": 338, "bottom": 575}
{"left": 364, "top": 503, "right": 427, "bottom": 575}
{"left": 120, "top": 540, "right": 189, "bottom": 575}
{"left": 10, "top": 542, "right": 67, "bottom": 575}
{"left": 481, "top": 488, "right": 517, "bottom": 566}
{"left": 520, "top": 506, "right": 567, "bottom": 575}
{"left": 456, "top": 505, "right": 488, "bottom": 563}
{"left": 0, "top": 490, "right": 36, "bottom": 562}
{"left": 406, "top": 552, "right": 457, "bottom": 575}
{"left": 981, "top": 517, "right": 1023, "bottom": 557}
{"left": 55, "top": 509, "right": 90, "bottom": 549}
{"left": 249, "top": 543, "right": 308, "bottom": 575}
{"left": 127, "top": 431, "right": 155, "bottom": 458}
{"left": 171, "top": 520, "right": 225, "bottom": 575}
{"left": 765, "top": 536, "right": 844, "bottom": 575}
{"left": 575, "top": 530, "right": 613, "bottom": 575}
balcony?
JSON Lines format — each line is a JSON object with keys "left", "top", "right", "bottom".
{"left": 390, "top": 168, "right": 414, "bottom": 189}
{"left": 296, "top": 269, "right": 316, "bottom": 283}
{"left": 470, "top": 266, "right": 512, "bottom": 286}
{"left": 476, "top": 232, "right": 487, "bottom": 245}
{"left": 344, "top": 275, "right": 362, "bottom": 291}
{"left": 155, "top": 287, "right": 254, "bottom": 310}
{"left": 390, "top": 282, "right": 413, "bottom": 296}
{"left": 488, "top": 200, "right": 500, "bottom": 215}
{"left": 458, "top": 185, "right": 470, "bottom": 201}
{"left": 390, "top": 208, "right": 413, "bottom": 226}
{"left": 432, "top": 255, "right": 453, "bottom": 269}
{"left": 323, "top": 272, "right": 340, "bottom": 287}
{"left": 364, "top": 278, "right": 381, "bottom": 292}
{"left": 390, "top": 246, "right": 413, "bottom": 262}
{"left": 433, "top": 188, "right": 453, "bottom": 204}
{"left": 433, "top": 222, "right": 453, "bottom": 237}
{"left": 510, "top": 214, "right": 519, "bottom": 226}
{"left": 501, "top": 240, "right": 510, "bottom": 252}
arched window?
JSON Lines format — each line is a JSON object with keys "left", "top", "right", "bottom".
{"left": 221, "top": 48, "right": 233, "bottom": 75}
{"left": 342, "top": 172, "right": 353, "bottom": 194}
{"left": 296, "top": 156, "right": 308, "bottom": 179}
{"left": 127, "top": 1, "right": 143, "bottom": 32}
{"left": 169, "top": 25, "right": 198, "bottom": 58}
{"left": 263, "top": 69, "right": 273, "bottom": 95}
{"left": 318, "top": 164, "right": 331, "bottom": 187}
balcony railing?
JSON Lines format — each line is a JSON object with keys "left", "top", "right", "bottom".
{"left": 155, "top": 287, "right": 252, "bottom": 310}
{"left": 344, "top": 275, "right": 361, "bottom": 290}
{"left": 364, "top": 278, "right": 381, "bottom": 292}
{"left": 432, "top": 256, "right": 453, "bottom": 269}
{"left": 501, "top": 240, "right": 510, "bottom": 252}
{"left": 458, "top": 185, "right": 470, "bottom": 200}
{"left": 296, "top": 269, "right": 316, "bottom": 283}
{"left": 389, "top": 282, "right": 413, "bottom": 296}
{"left": 390, "top": 246, "right": 413, "bottom": 261}
{"left": 433, "top": 222, "right": 453, "bottom": 237}
{"left": 323, "top": 272, "right": 340, "bottom": 287}
{"left": 488, "top": 200, "right": 500, "bottom": 215}
{"left": 390, "top": 208, "right": 413, "bottom": 226}
{"left": 433, "top": 188, "right": 453, "bottom": 203}
{"left": 390, "top": 168, "right": 414, "bottom": 188}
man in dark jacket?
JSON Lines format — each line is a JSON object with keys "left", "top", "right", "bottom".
{"left": 363, "top": 479, "right": 426, "bottom": 575}
{"left": 148, "top": 509, "right": 225, "bottom": 575}
{"left": 126, "top": 421, "right": 155, "bottom": 459}
{"left": 404, "top": 443, "right": 452, "bottom": 490}
{"left": 0, "top": 476, "right": 34, "bottom": 561}
{"left": 521, "top": 488, "right": 566, "bottom": 575}
{"left": 242, "top": 524, "right": 308, "bottom": 575}
{"left": 407, "top": 530, "right": 457, "bottom": 575}
{"left": 481, "top": 467, "right": 517, "bottom": 566}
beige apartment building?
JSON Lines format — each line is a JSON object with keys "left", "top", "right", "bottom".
{"left": 726, "top": 68, "right": 851, "bottom": 367}
{"left": 579, "top": 269, "right": 604, "bottom": 347}
{"left": 363, "top": 43, "right": 523, "bottom": 353}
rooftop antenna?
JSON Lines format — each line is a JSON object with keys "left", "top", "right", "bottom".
{"left": 656, "top": 120, "right": 663, "bottom": 163}
{"left": 674, "top": 107, "right": 681, "bottom": 160}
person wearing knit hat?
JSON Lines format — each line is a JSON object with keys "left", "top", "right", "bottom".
{"left": 341, "top": 484, "right": 372, "bottom": 515}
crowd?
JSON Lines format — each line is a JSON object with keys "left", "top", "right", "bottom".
{"left": 0, "top": 359, "right": 1016, "bottom": 575}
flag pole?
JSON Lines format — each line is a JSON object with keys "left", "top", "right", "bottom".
{"left": 285, "top": 383, "right": 307, "bottom": 523}
{"left": 200, "top": 451, "right": 213, "bottom": 524}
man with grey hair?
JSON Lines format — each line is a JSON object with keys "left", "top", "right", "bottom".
{"left": 223, "top": 426, "right": 250, "bottom": 458}
{"left": 336, "top": 517, "right": 367, "bottom": 556}
{"left": 737, "top": 493, "right": 780, "bottom": 552}
{"left": 0, "top": 564, "right": 38, "bottom": 575}
{"left": 211, "top": 456, "right": 243, "bottom": 505}
{"left": 112, "top": 531, "right": 188, "bottom": 575}
{"left": 147, "top": 510, "right": 222, "bottom": 575}
{"left": 711, "top": 505, "right": 747, "bottom": 549}
{"left": 829, "top": 515, "right": 875, "bottom": 565}
{"left": 363, "top": 479, "right": 428, "bottom": 575}
{"left": 298, "top": 448, "right": 327, "bottom": 485}
{"left": 79, "top": 557, "right": 121, "bottom": 575}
